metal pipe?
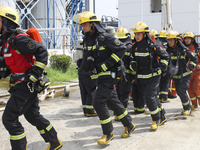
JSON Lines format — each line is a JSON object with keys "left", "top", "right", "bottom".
{"left": 93, "top": 0, "right": 95, "bottom": 13}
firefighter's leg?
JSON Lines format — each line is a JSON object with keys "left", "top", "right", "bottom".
{"left": 83, "top": 75, "right": 97, "bottom": 116}
{"left": 24, "top": 96, "right": 62, "bottom": 150}
{"left": 78, "top": 74, "right": 87, "bottom": 114}
{"left": 159, "top": 72, "right": 171, "bottom": 103}
{"left": 93, "top": 78, "right": 114, "bottom": 144}
{"left": 2, "top": 83, "right": 34, "bottom": 150}
{"left": 116, "top": 74, "right": 132, "bottom": 108}
{"left": 192, "top": 72, "right": 200, "bottom": 106}
{"left": 174, "top": 75, "right": 192, "bottom": 115}
{"left": 188, "top": 74, "right": 198, "bottom": 107}
{"left": 156, "top": 80, "right": 167, "bottom": 126}
{"left": 107, "top": 88, "right": 135, "bottom": 138}
{"left": 132, "top": 81, "right": 139, "bottom": 112}
{"left": 144, "top": 76, "right": 161, "bottom": 130}
{"left": 133, "top": 80, "right": 146, "bottom": 113}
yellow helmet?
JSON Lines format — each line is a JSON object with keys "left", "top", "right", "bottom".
{"left": 133, "top": 22, "right": 149, "bottom": 33}
{"left": 73, "top": 11, "right": 100, "bottom": 26}
{"left": 150, "top": 29, "right": 158, "bottom": 38}
{"left": 159, "top": 30, "right": 167, "bottom": 38}
{"left": 131, "top": 32, "right": 135, "bottom": 40}
{"left": 184, "top": 32, "right": 195, "bottom": 39}
{"left": 117, "top": 27, "right": 129, "bottom": 39}
{"left": 0, "top": 6, "right": 20, "bottom": 27}
{"left": 167, "top": 30, "right": 180, "bottom": 39}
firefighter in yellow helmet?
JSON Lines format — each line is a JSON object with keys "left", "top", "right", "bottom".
{"left": 129, "top": 21, "right": 169, "bottom": 130}
{"left": 183, "top": 32, "right": 200, "bottom": 109}
{"left": 0, "top": 6, "right": 62, "bottom": 150}
{"left": 150, "top": 29, "right": 158, "bottom": 40}
{"left": 74, "top": 11, "right": 135, "bottom": 145}
{"left": 113, "top": 27, "right": 135, "bottom": 120}
{"left": 167, "top": 30, "right": 197, "bottom": 115}
{"left": 156, "top": 30, "right": 171, "bottom": 103}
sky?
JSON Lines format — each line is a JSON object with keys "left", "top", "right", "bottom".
{"left": 89, "top": 0, "right": 118, "bottom": 20}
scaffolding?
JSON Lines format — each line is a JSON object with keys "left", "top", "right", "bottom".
{"left": 10, "top": 0, "right": 87, "bottom": 50}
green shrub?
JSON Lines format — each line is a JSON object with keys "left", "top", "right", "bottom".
{"left": 50, "top": 54, "right": 72, "bottom": 73}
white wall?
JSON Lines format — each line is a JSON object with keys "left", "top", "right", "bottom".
{"left": 118, "top": 0, "right": 200, "bottom": 34}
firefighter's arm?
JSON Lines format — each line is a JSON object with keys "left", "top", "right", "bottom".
{"left": 197, "top": 51, "right": 200, "bottom": 69}
{"left": 14, "top": 35, "right": 48, "bottom": 82}
{"left": 186, "top": 48, "right": 197, "bottom": 71}
{"left": 154, "top": 44, "right": 169, "bottom": 73}
{"left": 98, "top": 33, "right": 126, "bottom": 71}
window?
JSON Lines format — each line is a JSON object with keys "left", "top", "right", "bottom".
{"left": 151, "top": 0, "right": 162, "bottom": 13}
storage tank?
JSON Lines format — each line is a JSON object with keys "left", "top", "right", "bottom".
{"left": 0, "top": 0, "right": 16, "bottom": 8}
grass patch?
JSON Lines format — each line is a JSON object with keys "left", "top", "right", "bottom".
{"left": 45, "top": 63, "right": 78, "bottom": 84}
{"left": 0, "top": 63, "right": 78, "bottom": 89}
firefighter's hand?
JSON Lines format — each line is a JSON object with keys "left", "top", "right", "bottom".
{"left": 186, "top": 67, "right": 191, "bottom": 72}
{"left": 162, "top": 72, "right": 167, "bottom": 77}
{"left": 26, "top": 66, "right": 43, "bottom": 83}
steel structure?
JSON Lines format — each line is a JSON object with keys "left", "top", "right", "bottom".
{"left": 8, "top": 0, "right": 87, "bottom": 49}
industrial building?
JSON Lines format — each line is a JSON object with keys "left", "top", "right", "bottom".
{"left": 118, "top": 0, "right": 200, "bottom": 34}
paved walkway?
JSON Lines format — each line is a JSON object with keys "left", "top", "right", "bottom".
{"left": 0, "top": 86, "right": 200, "bottom": 150}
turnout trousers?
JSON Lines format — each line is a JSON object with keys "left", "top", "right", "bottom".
{"left": 2, "top": 82, "right": 57, "bottom": 150}
{"left": 173, "top": 73, "right": 192, "bottom": 110}
{"left": 78, "top": 73, "right": 97, "bottom": 114}
{"left": 159, "top": 71, "right": 170, "bottom": 99}
{"left": 132, "top": 80, "right": 146, "bottom": 113}
{"left": 93, "top": 76, "right": 132, "bottom": 135}
{"left": 188, "top": 71, "right": 200, "bottom": 106}
{"left": 137, "top": 76, "right": 165, "bottom": 121}
{"left": 116, "top": 73, "right": 132, "bottom": 109}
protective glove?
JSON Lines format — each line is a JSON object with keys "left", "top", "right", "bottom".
{"left": 98, "top": 61, "right": 110, "bottom": 72}
{"left": 26, "top": 66, "right": 43, "bottom": 83}
{"left": 129, "top": 61, "right": 137, "bottom": 72}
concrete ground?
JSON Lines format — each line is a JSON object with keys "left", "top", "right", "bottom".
{"left": 0, "top": 86, "right": 200, "bottom": 150}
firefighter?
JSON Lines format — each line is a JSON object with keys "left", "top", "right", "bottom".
{"left": 77, "top": 57, "right": 97, "bottom": 117}
{"left": 167, "top": 30, "right": 197, "bottom": 115}
{"left": 129, "top": 29, "right": 147, "bottom": 114}
{"left": 129, "top": 22, "right": 169, "bottom": 130}
{"left": 115, "top": 27, "right": 135, "bottom": 119}
{"left": 183, "top": 32, "right": 200, "bottom": 109}
{"left": 73, "top": 11, "right": 135, "bottom": 145}
{"left": 150, "top": 29, "right": 159, "bottom": 41}
{"left": 157, "top": 30, "right": 171, "bottom": 103}
{"left": 0, "top": 6, "right": 62, "bottom": 150}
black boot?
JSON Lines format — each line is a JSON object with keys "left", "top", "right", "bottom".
{"left": 45, "top": 137, "right": 62, "bottom": 150}
{"left": 121, "top": 122, "right": 136, "bottom": 138}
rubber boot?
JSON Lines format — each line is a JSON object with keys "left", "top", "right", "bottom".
{"left": 159, "top": 109, "right": 167, "bottom": 126}
{"left": 159, "top": 98, "right": 171, "bottom": 103}
{"left": 45, "top": 137, "right": 62, "bottom": 150}
{"left": 121, "top": 122, "right": 136, "bottom": 138}
{"left": 97, "top": 132, "right": 114, "bottom": 145}
{"left": 150, "top": 120, "right": 160, "bottom": 131}
{"left": 192, "top": 105, "right": 198, "bottom": 109}
{"left": 84, "top": 113, "right": 97, "bottom": 117}
{"left": 181, "top": 109, "right": 191, "bottom": 116}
